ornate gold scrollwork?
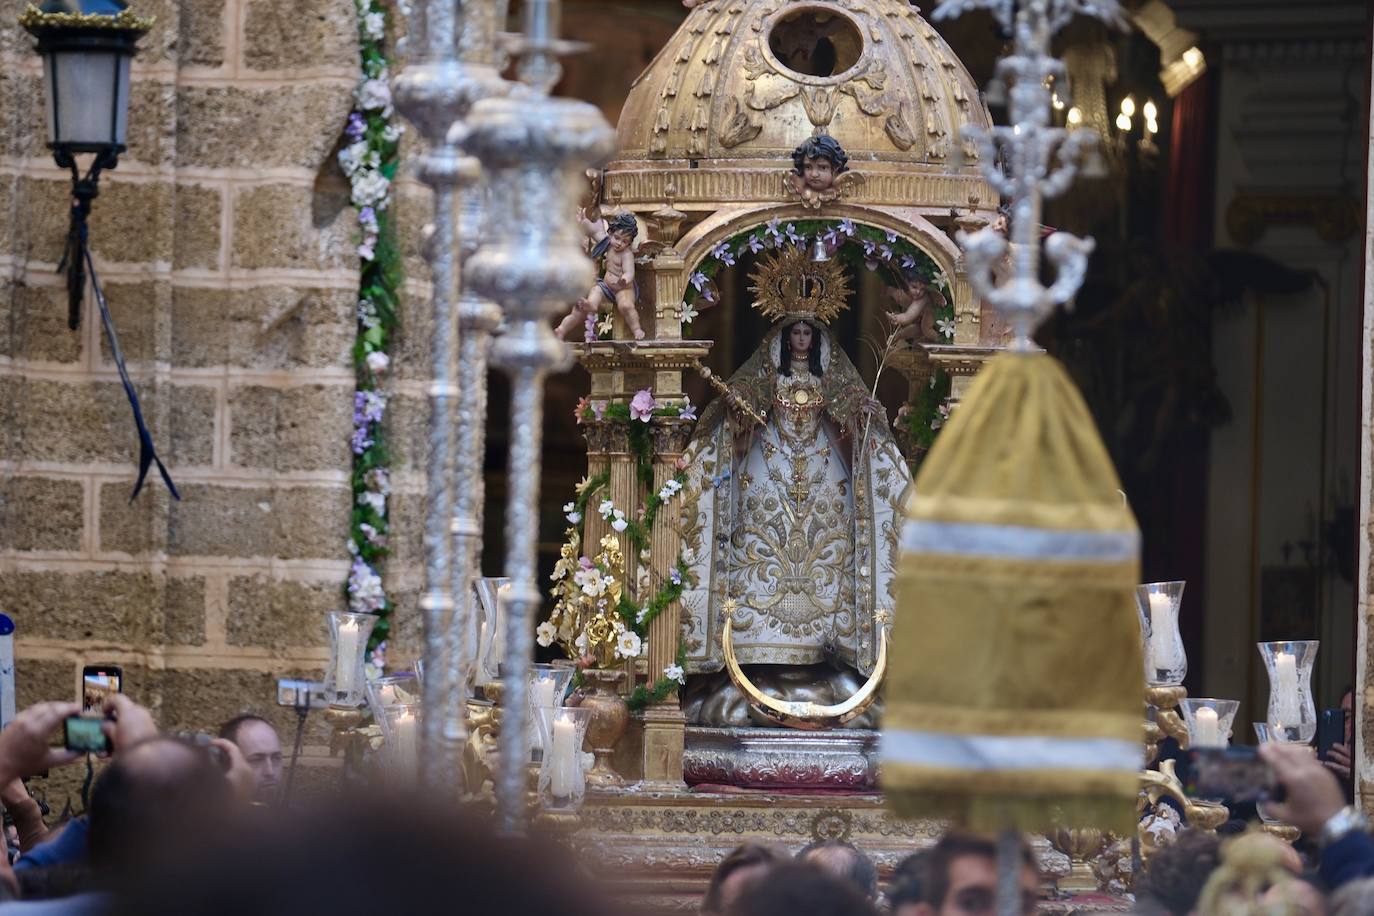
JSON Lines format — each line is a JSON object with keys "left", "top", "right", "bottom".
{"left": 721, "top": 602, "right": 889, "bottom": 730}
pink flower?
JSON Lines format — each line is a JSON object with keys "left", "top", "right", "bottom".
{"left": 630, "top": 388, "right": 656, "bottom": 422}
{"left": 575, "top": 396, "right": 590, "bottom": 425}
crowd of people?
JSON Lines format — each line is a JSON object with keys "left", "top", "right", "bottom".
{"left": 0, "top": 695, "right": 1368, "bottom": 914}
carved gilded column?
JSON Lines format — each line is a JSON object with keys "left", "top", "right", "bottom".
{"left": 642, "top": 415, "right": 694, "bottom": 787}
{"left": 582, "top": 419, "right": 613, "bottom": 550}
{"left": 607, "top": 419, "right": 640, "bottom": 592}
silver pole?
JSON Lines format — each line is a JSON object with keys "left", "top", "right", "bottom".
{"left": 393, "top": 0, "right": 464, "bottom": 791}
{"left": 464, "top": 2, "right": 614, "bottom": 832}
{"left": 996, "top": 829, "right": 1023, "bottom": 916}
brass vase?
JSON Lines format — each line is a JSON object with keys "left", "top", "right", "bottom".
{"left": 581, "top": 668, "right": 629, "bottom": 789}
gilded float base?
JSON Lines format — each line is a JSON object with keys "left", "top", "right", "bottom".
{"left": 563, "top": 788, "right": 1128, "bottom": 914}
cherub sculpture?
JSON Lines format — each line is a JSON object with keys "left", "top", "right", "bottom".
{"left": 883, "top": 269, "right": 948, "bottom": 344}
{"left": 784, "top": 134, "right": 861, "bottom": 209}
{"left": 554, "top": 212, "right": 645, "bottom": 342}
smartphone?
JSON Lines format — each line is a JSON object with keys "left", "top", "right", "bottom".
{"left": 81, "top": 665, "right": 122, "bottom": 713}
{"left": 1317, "top": 708, "right": 1347, "bottom": 761}
{"left": 63, "top": 715, "right": 111, "bottom": 755}
{"left": 1188, "top": 747, "right": 1284, "bottom": 804}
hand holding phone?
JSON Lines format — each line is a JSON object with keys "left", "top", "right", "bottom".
{"left": 1259, "top": 742, "right": 1347, "bottom": 835}
{"left": 81, "top": 666, "right": 121, "bottom": 713}
{"left": 1188, "top": 747, "right": 1283, "bottom": 804}
{"left": 0, "top": 702, "right": 82, "bottom": 783}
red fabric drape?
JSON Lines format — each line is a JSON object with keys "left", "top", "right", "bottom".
{"left": 1165, "top": 72, "right": 1213, "bottom": 251}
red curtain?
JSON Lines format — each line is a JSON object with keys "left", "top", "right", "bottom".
{"left": 1164, "top": 72, "right": 1213, "bottom": 251}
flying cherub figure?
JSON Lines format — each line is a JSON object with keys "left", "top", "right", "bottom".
{"left": 784, "top": 135, "right": 861, "bottom": 209}
{"left": 554, "top": 212, "right": 644, "bottom": 341}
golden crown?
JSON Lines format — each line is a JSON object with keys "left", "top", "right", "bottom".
{"left": 747, "top": 245, "right": 852, "bottom": 325}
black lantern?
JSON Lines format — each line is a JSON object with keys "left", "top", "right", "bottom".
{"left": 20, "top": 1, "right": 175, "bottom": 502}
{"left": 21, "top": 0, "right": 151, "bottom": 329}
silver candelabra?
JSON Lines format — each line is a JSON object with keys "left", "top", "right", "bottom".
{"left": 935, "top": 0, "right": 1123, "bottom": 350}
{"left": 462, "top": 0, "right": 615, "bottom": 835}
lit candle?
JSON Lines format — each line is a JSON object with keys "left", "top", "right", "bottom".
{"left": 391, "top": 709, "right": 418, "bottom": 781}
{"left": 1272, "top": 651, "right": 1300, "bottom": 728}
{"left": 1147, "top": 592, "right": 1184, "bottom": 675}
{"left": 334, "top": 617, "right": 363, "bottom": 700}
{"left": 1192, "top": 706, "right": 1221, "bottom": 747}
{"left": 530, "top": 675, "right": 558, "bottom": 752}
{"left": 549, "top": 713, "right": 579, "bottom": 799}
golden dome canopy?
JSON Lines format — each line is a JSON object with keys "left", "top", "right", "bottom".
{"left": 607, "top": 0, "right": 994, "bottom": 212}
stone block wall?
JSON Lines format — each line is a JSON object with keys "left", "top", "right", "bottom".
{"left": 0, "top": 0, "right": 431, "bottom": 807}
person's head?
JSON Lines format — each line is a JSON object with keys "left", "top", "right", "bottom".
{"left": 1260, "top": 875, "right": 1327, "bottom": 916}
{"left": 889, "top": 851, "right": 930, "bottom": 916}
{"left": 219, "top": 715, "right": 283, "bottom": 803}
{"left": 725, "top": 862, "right": 878, "bottom": 916}
{"left": 606, "top": 213, "right": 638, "bottom": 252}
{"left": 779, "top": 320, "right": 823, "bottom": 376}
{"left": 1331, "top": 875, "right": 1374, "bottom": 916}
{"left": 914, "top": 832, "right": 1038, "bottom": 916}
{"left": 112, "top": 794, "right": 622, "bottom": 916}
{"left": 703, "top": 843, "right": 788, "bottom": 915}
{"left": 791, "top": 135, "right": 849, "bottom": 191}
{"left": 1135, "top": 829, "right": 1222, "bottom": 916}
{"left": 89, "top": 737, "right": 235, "bottom": 875}
{"left": 797, "top": 839, "right": 878, "bottom": 900}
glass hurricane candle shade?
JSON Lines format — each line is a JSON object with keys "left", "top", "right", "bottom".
{"left": 1180, "top": 698, "right": 1239, "bottom": 748}
{"left": 382, "top": 703, "right": 421, "bottom": 787}
{"left": 325, "top": 612, "right": 377, "bottom": 707}
{"left": 1252, "top": 723, "right": 1285, "bottom": 824}
{"left": 366, "top": 672, "right": 420, "bottom": 739}
{"left": 473, "top": 578, "right": 510, "bottom": 687}
{"left": 1136, "top": 582, "right": 1187, "bottom": 686}
{"left": 1258, "top": 640, "right": 1319, "bottom": 743}
{"left": 536, "top": 706, "right": 591, "bottom": 810}
{"left": 527, "top": 664, "right": 576, "bottom": 761}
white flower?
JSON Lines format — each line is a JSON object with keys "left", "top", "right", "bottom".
{"left": 615, "top": 630, "right": 643, "bottom": 659}
{"left": 664, "top": 664, "right": 685, "bottom": 685}
{"left": 347, "top": 537, "right": 359, "bottom": 556}
{"left": 361, "top": 10, "right": 386, "bottom": 41}
{"left": 598, "top": 499, "right": 615, "bottom": 519}
{"left": 563, "top": 502, "right": 582, "bottom": 524}
{"left": 610, "top": 511, "right": 628, "bottom": 532}
{"left": 359, "top": 491, "right": 386, "bottom": 515}
{"left": 636, "top": 606, "right": 650, "bottom": 625}
{"left": 366, "top": 351, "right": 390, "bottom": 374}
{"left": 536, "top": 620, "right": 557, "bottom": 648}
{"left": 574, "top": 632, "right": 589, "bottom": 655}
{"left": 679, "top": 301, "right": 699, "bottom": 325}
{"left": 382, "top": 123, "right": 404, "bottom": 144}
{"left": 355, "top": 78, "right": 393, "bottom": 116}
{"left": 350, "top": 169, "right": 391, "bottom": 209}
{"left": 337, "top": 141, "right": 372, "bottom": 177}
{"left": 657, "top": 479, "right": 683, "bottom": 501}
{"left": 936, "top": 317, "right": 956, "bottom": 339}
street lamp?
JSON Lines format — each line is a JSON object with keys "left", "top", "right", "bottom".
{"left": 20, "top": 0, "right": 176, "bottom": 502}
{"left": 21, "top": 0, "right": 152, "bottom": 329}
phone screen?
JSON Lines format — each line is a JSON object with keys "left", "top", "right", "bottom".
{"left": 82, "top": 667, "right": 121, "bottom": 713}
{"left": 64, "top": 716, "right": 110, "bottom": 754}
{"left": 1188, "top": 747, "right": 1282, "bottom": 804}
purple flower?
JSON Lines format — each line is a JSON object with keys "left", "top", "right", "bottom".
{"left": 584, "top": 311, "right": 598, "bottom": 343}
{"left": 346, "top": 112, "right": 366, "bottom": 140}
{"left": 678, "top": 397, "right": 697, "bottom": 421}
{"left": 690, "top": 271, "right": 709, "bottom": 292}
{"left": 885, "top": 230, "right": 898, "bottom": 244}
{"left": 630, "top": 388, "right": 657, "bottom": 422}
{"left": 591, "top": 399, "right": 607, "bottom": 420}
{"left": 747, "top": 235, "right": 764, "bottom": 253}
{"left": 351, "top": 427, "right": 374, "bottom": 455}
{"left": 900, "top": 254, "right": 917, "bottom": 270}
{"left": 878, "top": 244, "right": 894, "bottom": 261}
{"left": 711, "top": 243, "right": 736, "bottom": 266}
{"left": 784, "top": 223, "right": 802, "bottom": 245}
{"left": 354, "top": 390, "right": 386, "bottom": 424}
{"left": 837, "top": 219, "right": 856, "bottom": 237}
{"left": 763, "top": 219, "right": 782, "bottom": 247}
{"left": 669, "top": 567, "right": 683, "bottom": 586}
{"left": 359, "top": 206, "right": 378, "bottom": 230}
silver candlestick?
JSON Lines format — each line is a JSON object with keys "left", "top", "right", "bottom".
{"left": 934, "top": 0, "right": 1122, "bottom": 350}
{"left": 464, "top": 0, "right": 615, "bottom": 835}
{"left": 393, "top": 0, "right": 510, "bottom": 794}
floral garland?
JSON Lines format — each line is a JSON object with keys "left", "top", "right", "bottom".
{"left": 682, "top": 217, "right": 956, "bottom": 466}
{"left": 544, "top": 392, "right": 697, "bottom": 711}
{"left": 341, "top": 0, "right": 404, "bottom": 657}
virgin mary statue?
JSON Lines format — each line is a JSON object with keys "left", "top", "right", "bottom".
{"left": 678, "top": 247, "right": 911, "bottom": 727}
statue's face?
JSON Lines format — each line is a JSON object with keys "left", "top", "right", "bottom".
{"left": 789, "top": 322, "right": 813, "bottom": 356}
{"left": 608, "top": 230, "right": 633, "bottom": 252}
{"left": 802, "top": 156, "right": 835, "bottom": 191}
